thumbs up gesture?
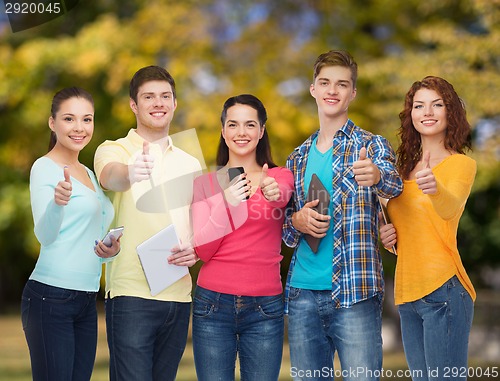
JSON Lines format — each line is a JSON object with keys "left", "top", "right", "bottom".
{"left": 415, "top": 151, "right": 437, "bottom": 194}
{"left": 260, "top": 163, "right": 280, "bottom": 201}
{"left": 352, "top": 146, "right": 381, "bottom": 186}
{"left": 130, "top": 140, "right": 155, "bottom": 184}
{"left": 54, "top": 166, "right": 72, "bottom": 206}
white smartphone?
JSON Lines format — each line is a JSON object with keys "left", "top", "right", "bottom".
{"left": 102, "top": 226, "right": 124, "bottom": 247}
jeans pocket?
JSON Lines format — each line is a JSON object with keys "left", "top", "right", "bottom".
{"left": 192, "top": 295, "right": 215, "bottom": 318}
{"left": 288, "top": 286, "right": 301, "bottom": 301}
{"left": 460, "top": 290, "right": 474, "bottom": 326}
{"left": 258, "top": 296, "right": 284, "bottom": 319}
{"left": 421, "top": 281, "right": 449, "bottom": 306}
{"left": 21, "top": 296, "right": 30, "bottom": 330}
{"left": 43, "top": 288, "right": 75, "bottom": 304}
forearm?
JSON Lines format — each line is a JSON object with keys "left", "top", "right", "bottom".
{"left": 99, "top": 162, "right": 132, "bottom": 192}
{"left": 34, "top": 200, "right": 64, "bottom": 246}
{"left": 282, "top": 207, "right": 301, "bottom": 248}
{"left": 375, "top": 168, "right": 403, "bottom": 199}
{"left": 370, "top": 136, "right": 403, "bottom": 199}
{"left": 192, "top": 195, "right": 230, "bottom": 261}
{"left": 428, "top": 180, "right": 470, "bottom": 220}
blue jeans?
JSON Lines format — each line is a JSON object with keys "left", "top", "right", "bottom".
{"left": 105, "top": 296, "right": 191, "bottom": 381}
{"left": 21, "top": 280, "right": 98, "bottom": 381}
{"left": 288, "top": 288, "right": 383, "bottom": 381}
{"left": 192, "top": 286, "right": 284, "bottom": 381}
{"left": 398, "top": 276, "right": 474, "bottom": 381}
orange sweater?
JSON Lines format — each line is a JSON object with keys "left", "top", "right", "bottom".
{"left": 388, "top": 154, "right": 476, "bottom": 305}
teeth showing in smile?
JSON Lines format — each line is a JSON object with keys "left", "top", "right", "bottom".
{"left": 422, "top": 120, "right": 437, "bottom": 126}
{"left": 325, "top": 99, "right": 339, "bottom": 104}
{"left": 234, "top": 140, "right": 249, "bottom": 144}
{"left": 70, "top": 136, "right": 85, "bottom": 141}
{"left": 151, "top": 112, "right": 165, "bottom": 117}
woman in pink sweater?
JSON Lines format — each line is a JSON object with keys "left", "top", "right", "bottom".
{"left": 191, "top": 94, "right": 294, "bottom": 381}
{"left": 380, "top": 76, "right": 476, "bottom": 381}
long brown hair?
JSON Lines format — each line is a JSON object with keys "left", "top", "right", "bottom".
{"left": 397, "top": 76, "right": 472, "bottom": 179}
{"left": 216, "top": 94, "right": 277, "bottom": 168}
{"left": 48, "top": 87, "right": 94, "bottom": 152}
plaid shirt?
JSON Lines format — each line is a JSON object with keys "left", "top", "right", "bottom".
{"left": 282, "top": 119, "right": 403, "bottom": 311}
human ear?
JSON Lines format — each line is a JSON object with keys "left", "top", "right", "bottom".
{"left": 48, "top": 116, "right": 55, "bottom": 131}
{"left": 351, "top": 87, "right": 357, "bottom": 101}
{"left": 129, "top": 98, "right": 138, "bottom": 114}
{"left": 309, "top": 83, "right": 316, "bottom": 98}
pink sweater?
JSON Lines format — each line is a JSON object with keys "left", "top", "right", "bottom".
{"left": 192, "top": 167, "right": 294, "bottom": 296}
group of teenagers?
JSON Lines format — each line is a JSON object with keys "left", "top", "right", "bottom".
{"left": 21, "top": 49, "right": 476, "bottom": 381}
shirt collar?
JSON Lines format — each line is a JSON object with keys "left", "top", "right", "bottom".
{"left": 295, "top": 119, "right": 356, "bottom": 158}
{"left": 127, "top": 129, "right": 174, "bottom": 152}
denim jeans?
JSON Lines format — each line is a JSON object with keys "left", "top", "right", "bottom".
{"left": 105, "top": 296, "right": 191, "bottom": 381}
{"left": 21, "top": 280, "right": 98, "bottom": 381}
{"left": 398, "top": 276, "right": 474, "bottom": 381}
{"left": 192, "top": 286, "right": 284, "bottom": 381}
{"left": 288, "top": 287, "right": 383, "bottom": 381}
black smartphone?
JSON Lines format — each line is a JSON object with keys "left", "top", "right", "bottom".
{"left": 228, "top": 166, "right": 245, "bottom": 181}
{"left": 227, "top": 167, "right": 249, "bottom": 200}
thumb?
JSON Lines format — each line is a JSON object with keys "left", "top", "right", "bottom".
{"left": 142, "top": 141, "right": 150, "bottom": 156}
{"left": 358, "top": 146, "right": 367, "bottom": 161}
{"left": 63, "top": 166, "right": 71, "bottom": 183}
{"left": 260, "top": 163, "right": 269, "bottom": 185}
{"left": 423, "top": 151, "right": 431, "bottom": 169}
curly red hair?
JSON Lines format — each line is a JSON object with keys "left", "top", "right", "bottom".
{"left": 396, "top": 76, "right": 472, "bottom": 179}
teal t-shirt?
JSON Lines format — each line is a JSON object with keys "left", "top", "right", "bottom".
{"left": 290, "top": 137, "right": 333, "bottom": 290}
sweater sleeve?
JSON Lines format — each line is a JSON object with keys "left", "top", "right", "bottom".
{"left": 428, "top": 156, "right": 476, "bottom": 220}
{"left": 282, "top": 156, "right": 301, "bottom": 248}
{"left": 30, "top": 159, "right": 65, "bottom": 247}
{"left": 192, "top": 174, "right": 240, "bottom": 262}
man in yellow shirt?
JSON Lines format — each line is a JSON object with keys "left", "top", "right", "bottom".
{"left": 94, "top": 66, "right": 202, "bottom": 381}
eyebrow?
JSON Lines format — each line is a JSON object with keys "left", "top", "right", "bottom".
{"left": 317, "top": 77, "right": 351, "bottom": 83}
{"left": 61, "top": 113, "right": 94, "bottom": 117}
{"left": 414, "top": 98, "right": 443, "bottom": 103}
{"left": 140, "top": 91, "right": 172, "bottom": 96}
{"left": 226, "top": 119, "right": 258, "bottom": 124}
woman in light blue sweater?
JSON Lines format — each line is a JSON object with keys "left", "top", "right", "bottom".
{"left": 21, "top": 87, "right": 120, "bottom": 381}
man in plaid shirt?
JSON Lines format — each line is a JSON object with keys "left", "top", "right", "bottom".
{"left": 283, "top": 50, "right": 403, "bottom": 381}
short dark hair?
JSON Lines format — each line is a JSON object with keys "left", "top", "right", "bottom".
{"left": 216, "top": 94, "right": 277, "bottom": 168}
{"left": 313, "top": 50, "right": 358, "bottom": 87}
{"left": 129, "top": 66, "right": 176, "bottom": 103}
{"left": 48, "top": 87, "right": 94, "bottom": 151}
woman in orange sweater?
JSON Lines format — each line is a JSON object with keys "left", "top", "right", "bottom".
{"left": 380, "top": 76, "right": 476, "bottom": 381}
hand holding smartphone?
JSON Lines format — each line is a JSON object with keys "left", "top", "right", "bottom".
{"left": 227, "top": 166, "right": 249, "bottom": 200}
{"left": 102, "top": 226, "right": 124, "bottom": 247}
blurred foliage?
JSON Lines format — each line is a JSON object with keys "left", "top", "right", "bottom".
{"left": 0, "top": 0, "right": 499, "bottom": 308}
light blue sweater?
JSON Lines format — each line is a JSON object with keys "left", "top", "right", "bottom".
{"left": 29, "top": 157, "right": 114, "bottom": 292}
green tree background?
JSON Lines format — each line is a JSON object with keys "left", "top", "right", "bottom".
{"left": 0, "top": 0, "right": 499, "bottom": 309}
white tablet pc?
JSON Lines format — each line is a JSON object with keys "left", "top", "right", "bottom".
{"left": 136, "top": 225, "right": 189, "bottom": 296}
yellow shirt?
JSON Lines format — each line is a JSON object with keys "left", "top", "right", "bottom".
{"left": 388, "top": 154, "right": 476, "bottom": 305}
{"left": 94, "top": 129, "right": 202, "bottom": 301}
